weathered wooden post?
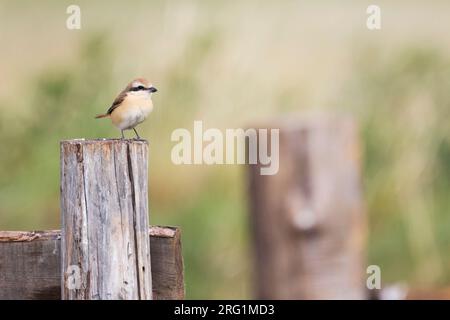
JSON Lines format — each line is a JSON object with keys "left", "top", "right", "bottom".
{"left": 0, "top": 226, "right": 185, "bottom": 300}
{"left": 248, "top": 114, "right": 367, "bottom": 299}
{"left": 60, "top": 139, "right": 152, "bottom": 299}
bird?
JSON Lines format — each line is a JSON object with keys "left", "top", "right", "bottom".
{"left": 95, "top": 78, "right": 157, "bottom": 139}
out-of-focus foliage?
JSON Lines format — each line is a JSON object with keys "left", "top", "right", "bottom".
{"left": 340, "top": 47, "right": 450, "bottom": 286}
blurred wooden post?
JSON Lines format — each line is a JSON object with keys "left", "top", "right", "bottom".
{"left": 60, "top": 139, "right": 152, "bottom": 300}
{"left": 248, "top": 115, "right": 367, "bottom": 299}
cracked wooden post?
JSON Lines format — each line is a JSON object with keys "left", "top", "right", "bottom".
{"left": 60, "top": 139, "right": 152, "bottom": 300}
{"left": 248, "top": 115, "right": 367, "bottom": 299}
{"left": 0, "top": 227, "right": 184, "bottom": 300}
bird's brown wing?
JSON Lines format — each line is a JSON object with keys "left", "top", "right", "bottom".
{"left": 106, "top": 85, "right": 130, "bottom": 115}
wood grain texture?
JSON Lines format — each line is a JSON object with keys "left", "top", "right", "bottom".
{"left": 150, "top": 227, "right": 185, "bottom": 300}
{"left": 0, "top": 231, "right": 61, "bottom": 300}
{"left": 0, "top": 227, "right": 184, "bottom": 300}
{"left": 60, "top": 139, "right": 152, "bottom": 300}
{"left": 248, "top": 115, "right": 367, "bottom": 299}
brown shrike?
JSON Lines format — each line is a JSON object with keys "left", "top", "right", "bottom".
{"left": 95, "top": 78, "right": 157, "bottom": 139}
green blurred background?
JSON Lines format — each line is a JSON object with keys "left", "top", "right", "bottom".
{"left": 0, "top": 0, "right": 449, "bottom": 298}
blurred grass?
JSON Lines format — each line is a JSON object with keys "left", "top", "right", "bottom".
{"left": 0, "top": 1, "right": 449, "bottom": 298}
{"left": 339, "top": 47, "right": 450, "bottom": 286}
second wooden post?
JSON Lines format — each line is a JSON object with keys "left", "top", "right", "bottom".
{"left": 248, "top": 115, "right": 367, "bottom": 299}
{"left": 60, "top": 139, "right": 152, "bottom": 300}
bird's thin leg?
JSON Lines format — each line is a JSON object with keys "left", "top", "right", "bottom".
{"left": 133, "top": 128, "right": 141, "bottom": 140}
{"left": 121, "top": 130, "right": 125, "bottom": 139}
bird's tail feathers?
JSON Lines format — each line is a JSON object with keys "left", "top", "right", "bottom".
{"left": 95, "top": 113, "right": 109, "bottom": 119}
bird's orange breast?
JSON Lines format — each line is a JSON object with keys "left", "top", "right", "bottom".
{"left": 111, "top": 95, "right": 153, "bottom": 130}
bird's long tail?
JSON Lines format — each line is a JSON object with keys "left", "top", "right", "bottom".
{"left": 95, "top": 114, "right": 109, "bottom": 119}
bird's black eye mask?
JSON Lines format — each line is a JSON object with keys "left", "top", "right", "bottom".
{"left": 130, "top": 85, "right": 146, "bottom": 91}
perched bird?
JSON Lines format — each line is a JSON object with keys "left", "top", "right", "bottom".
{"left": 95, "top": 78, "right": 157, "bottom": 139}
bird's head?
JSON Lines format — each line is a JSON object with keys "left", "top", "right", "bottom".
{"left": 127, "top": 78, "right": 157, "bottom": 97}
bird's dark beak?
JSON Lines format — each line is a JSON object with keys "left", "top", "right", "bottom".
{"left": 149, "top": 87, "right": 157, "bottom": 93}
